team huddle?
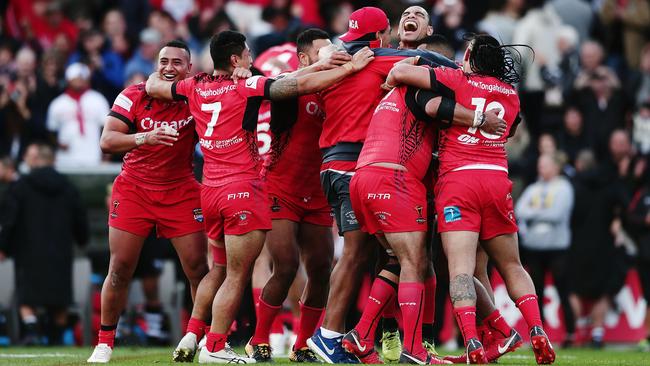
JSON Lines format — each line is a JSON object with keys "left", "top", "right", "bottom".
{"left": 86, "top": 5, "right": 556, "bottom": 365}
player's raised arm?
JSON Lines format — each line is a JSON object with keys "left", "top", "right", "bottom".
{"left": 145, "top": 72, "right": 174, "bottom": 100}
{"left": 385, "top": 63, "right": 432, "bottom": 90}
{"left": 268, "top": 47, "right": 375, "bottom": 100}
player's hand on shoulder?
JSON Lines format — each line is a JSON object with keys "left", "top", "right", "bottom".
{"left": 145, "top": 126, "right": 179, "bottom": 147}
{"left": 349, "top": 46, "right": 374, "bottom": 72}
{"left": 231, "top": 67, "right": 252, "bottom": 83}
{"left": 481, "top": 109, "right": 506, "bottom": 136}
{"left": 316, "top": 48, "right": 352, "bottom": 71}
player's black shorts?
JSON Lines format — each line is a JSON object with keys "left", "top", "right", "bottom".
{"left": 320, "top": 169, "right": 359, "bottom": 235}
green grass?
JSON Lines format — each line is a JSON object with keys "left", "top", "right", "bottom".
{"left": 0, "top": 347, "right": 648, "bottom": 365}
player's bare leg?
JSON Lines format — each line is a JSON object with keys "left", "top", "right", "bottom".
{"left": 171, "top": 231, "right": 210, "bottom": 300}
{"left": 482, "top": 234, "right": 555, "bottom": 364}
{"left": 89, "top": 228, "right": 146, "bottom": 363}
{"left": 174, "top": 242, "right": 227, "bottom": 362}
{"left": 200, "top": 230, "right": 265, "bottom": 363}
{"left": 289, "top": 223, "right": 333, "bottom": 362}
{"left": 321, "top": 229, "right": 371, "bottom": 332}
{"left": 441, "top": 231, "right": 486, "bottom": 364}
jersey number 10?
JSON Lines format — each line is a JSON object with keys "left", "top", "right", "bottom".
{"left": 467, "top": 97, "right": 504, "bottom": 140}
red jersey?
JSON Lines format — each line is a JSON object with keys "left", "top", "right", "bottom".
{"left": 263, "top": 94, "right": 325, "bottom": 196}
{"left": 172, "top": 73, "right": 271, "bottom": 187}
{"left": 320, "top": 48, "right": 456, "bottom": 171}
{"left": 254, "top": 43, "right": 299, "bottom": 77}
{"left": 431, "top": 67, "right": 520, "bottom": 177}
{"left": 109, "top": 82, "right": 195, "bottom": 189}
{"left": 254, "top": 43, "right": 299, "bottom": 161}
{"left": 356, "top": 86, "right": 436, "bottom": 181}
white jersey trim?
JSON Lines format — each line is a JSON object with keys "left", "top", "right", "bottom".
{"left": 452, "top": 164, "right": 508, "bottom": 173}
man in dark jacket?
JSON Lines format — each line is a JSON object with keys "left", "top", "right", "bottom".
{"left": 0, "top": 143, "right": 89, "bottom": 345}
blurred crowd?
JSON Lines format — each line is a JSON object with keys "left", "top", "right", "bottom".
{"left": 0, "top": 0, "right": 649, "bottom": 349}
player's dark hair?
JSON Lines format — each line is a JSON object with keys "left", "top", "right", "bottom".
{"left": 296, "top": 28, "right": 330, "bottom": 54}
{"left": 210, "top": 31, "right": 247, "bottom": 70}
{"left": 163, "top": 40, "right": 191, "bottom": 58}
{"left": 464, "top": 33, "right": 532, "bottom": 85}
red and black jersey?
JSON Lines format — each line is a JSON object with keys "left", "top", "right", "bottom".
{"left": 262, "top": 94, "right": 325, "bottom": 197}
{"left": 172, "top": 73, "right": 272, "bottom": 187}
{"left": 356, "top": 85, "right": 436, "bottom": 181}
{"left": 109, "top": 82, "right": 195, "bottom": 190}
{"left": 319, "top": 47, "right": 457, "bottom": 172}
{"left": 428, "top": 66, "right": 520, "bottom": 177}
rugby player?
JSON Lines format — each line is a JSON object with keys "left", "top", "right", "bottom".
{"left": 88, "top": 40, "right": 209, "bottom": 363}
{"left": 386, "top": 34, "right": 555, "bottom": 364}
{"left": 146, "top": 30, "right": 374, "bottom": 363}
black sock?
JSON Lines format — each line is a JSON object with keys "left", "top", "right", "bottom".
{"left": 422, "top": 323, "right": 434, "bottom": 343}
{"left": 382, "top": 317, "right": 398, "bottom": 333}
{"left": 100, "top": 324, "right": 117, "bottom": 331}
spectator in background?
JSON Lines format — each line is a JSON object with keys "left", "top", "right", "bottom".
{"left": 0, "top": 47, "right": 38, "bottom": 160}
{"left": 68, "top": 28, "right": 125, "bottom": 102}
{"left": 574, "top": 66, "right": 626, "bottom": 160}
{"left": 225, "top": 0, "right": 272, "bottom": 37}
{"left": 540, "top": 25, "right": 580, "bottom": 106}
{"left": 628, "top": 43, "right": 650, "bottom": 110}
{"left": 46, "top": 63, "right": 109, "bottom": 168}
{"left": 187, "top": 0, "right": 237, "bottom": 43}
{"left": 633, "top": 101, "right": 650, "bottom": 156}
{"left": 124, "top": 28, "right": 162, "bottom": 82}
{"left": 476, "top": 0, "right": 524, "bottom": 45}
{"left": 600, "top": 0, "right": 650, "bottom": 70}
{"left": 118, "top": 0, "right": 151, "bottom": 37}
{"left": 431, "top": 0, "right": 473, "bottom": 58}
{"left": 0, "top": 143, "right": 88, "bottom": 345}
{"left": 557, "top": 106, "right": 592, "bottom": 166}
{"left": 0, "top": 156, "right": 18, "bottom": 200}
{"left": 148, "top": 9, "right": 180, "bottom": 45}
{"left": 513, "top": 0, "right": 563, "bottom": 141}
{"left": 516, "top": 151, "right": 576, "bottom": 347}
{"left": 321, "top": 1, "right": 353, "bottom": 43}
{"left": 102, "top": 9, "right": 133, "bottom": 61}
{"left": 548, "top": 0, "right": 593, "bottom": 44}
{"left": 31, "top": 49, "right": 65, "bottom": 141}
{"left": 573, "top": 40, "right": 611, "bottom": 88}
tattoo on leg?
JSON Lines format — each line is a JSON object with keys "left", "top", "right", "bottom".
{"left": 110, "top": 272, "right": 122, "bottom": 288}
{"left": 450, "top": 274, "right": 476, "bottom": 305}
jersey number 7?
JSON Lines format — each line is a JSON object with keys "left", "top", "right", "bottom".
{"left": 201, "top": 102, "right": 222, "bottom": 137}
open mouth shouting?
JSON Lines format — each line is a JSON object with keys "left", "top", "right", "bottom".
{"left": 403, "top": 19, "right": 418, "bottom": 34}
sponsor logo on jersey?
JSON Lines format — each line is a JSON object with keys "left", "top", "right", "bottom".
{"left": 227, "top": 192, "right": 250, "bottom": 200}
{"left": 234, "top": 210, "right": 252, "bottom": 225}
{"left": 415, "top": 205, "right": 426, "bottom": 224}
{"left": 305, "top": 101, "right": 325, "bottom": 119}
{"left": 199, "top": 137, "right": 244, "bottom": 150}
{"left": 193, "top": 208, "right": 204, "bottom": 223}
{"left": 140, "top": 116, "right": 193, "bottom": 131}
{"left": 457, "top": 134, "right": 480, "bottom": 145}
{"left": 367, "top": 193, "right": 391, "bottom": 199}
{"left": 111, "top": 200, "right": 119, "bottom": 218}
{"left": 375, "top": 101, "right": 400, "bottom": 113}
{"left": 195, "top": 84, "right": 236, "bottom": 98}
{"left": 344, "top": 210, "right": 358, "bottom": 225}
{"left": 466, "top": 79, "right": 516, "bottom": 95}
{"left": 245, "top": 75, "right": 263, "bottom": 89}
{"left": 443, "top": 205, "right": 461, "bottom": 223}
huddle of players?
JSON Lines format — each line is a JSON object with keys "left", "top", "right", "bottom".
{"left": 86, "top": 4, "right": 556, "bottom": 366}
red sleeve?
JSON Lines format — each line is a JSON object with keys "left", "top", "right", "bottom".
{"left": 431, "top": 66, "right": 463, "bottom": 92}
{"left": 368, "top": 56, "right": 406, "bottom": 77}
{"left": 172, "top": 77, "right": 195, "bottom": 101}
{"left": 109, "top": 84, "right": 143, "bottom": 127}
{"left": 236, "top": 75, "right": 272, "bottom": 98}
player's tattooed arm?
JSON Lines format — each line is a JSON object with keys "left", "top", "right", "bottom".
{"left": 384, "top": 63, "right": 431, "bottom": 90}
{"left": 269, "top": 47, "right": 374, "bottom": 100}
{"left": 145, "top": 72, "right": 174, "bottom": 100}
{"left": 450, "top": 273, "right": 477, "bottom": 305}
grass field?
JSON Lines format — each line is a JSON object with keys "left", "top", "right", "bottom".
{"left": 0, "top": 347, "right": 648, "bottom": 366}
